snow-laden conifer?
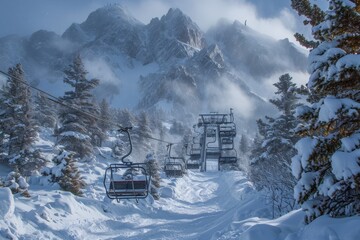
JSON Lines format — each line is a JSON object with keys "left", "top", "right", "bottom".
{"left": 45, "top": 150, "right": 86, "bottom": 196}
{"left": 291, "top": 0, "right": 360, "bottom": 222}
{"left": 0, "top": 64, "right": 42, "bottom": 175}
{"left": 133, "top": 111, "right": 153, "bottom": 160}
{"left": 250, "top": 73, "right": 300, "bottom": 218}
{"left": 34, "top": 92, "right": 57, "bottom": 129}
{"left": 97, "top": 98, "right": 111, "bottom": 146}
{"left": 57, "top": 55, "right": 100, "bottom": 158}
{"left": 3, "top": 171, "right": 30, "bottom": 197}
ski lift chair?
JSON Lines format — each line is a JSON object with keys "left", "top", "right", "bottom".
{"left": 186, "top": 159, "right": 200, "bottom": 169}
{"left": 164, "top": 144, "right": 185, "bottom": 177}
{"left": 219, "top": 123, "right": 236, "bottom": 137}
{"left": 105, "top": 163, "right": 149, "bottom": 199}
{"left": 221, "top": 137, "right": 235, "bottom": 150}
{"left": 219, "top": 149, "right": 238, "bottom": 164}
{"left": 164, "top": 162, "right": 184, "bottom": 177}
{"left": 104, "top": 127, "right": 150, "bottom": 202}
{"left": 185, "top": 143, "right": 201, "bottom": 169}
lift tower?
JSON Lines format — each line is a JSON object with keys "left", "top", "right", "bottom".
{"left": 192, "top": 109, "right": 237, "bottom": 172}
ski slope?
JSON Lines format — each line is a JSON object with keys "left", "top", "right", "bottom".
{"left": 0, "top": 163, "right": 262, "bottom": 240}
{"left": 1, "top": 145, "right": 360, "bottom": 239}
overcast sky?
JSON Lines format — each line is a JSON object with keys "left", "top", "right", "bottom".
{"left": 0, "top": 0, "right": 327, "bottom": 42}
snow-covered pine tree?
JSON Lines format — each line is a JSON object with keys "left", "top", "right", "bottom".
{"left": 0, "top": 64, "right": 42, "bottom": 175}
{"left": 57, "top": 55, "right": 100, "bottom": 158}
{"left": 239, "top": 134, "right": 249, "bottom": 154}
{"left": 0, "top": 88, "right": 7, "bottom": 162}
{"left": 113, "top": 108, "right": 136, "bottom": 128}
{"left": 238, "top": 134, "right": 250, "bottom": 171}
{"left": 98, "top": 98, "right": 111, "bottom": 145}
{"left": 249, "top": 133, "right": 263, "bottom": 161}
{"left": 49, "top": 150, "right": 86, "bottom": 196}
{"left": 133, "top": 111, "right": 153, "bottom": 160}
{"left": 249, "top": 73, "right": 300, "bottom": 218}
{"left": 155, "top": 123, "right": 168, "bottom": 166}
{"left": 34, "top": 92, "right": 57, "bottom": 128}
{"left": 145, "top": 153, "right": 161, "bottom": 200}
{"left": 3, "top": 171, "right": 30, "bottom": 197}
{"left": 291, "top": 0, "right": 360, "bottom": 222}
{"left": 169, "top": 119, "right": 185, "bottom": 135}
{"left": 89, "top": 99, "right": 106, "bottom": 147}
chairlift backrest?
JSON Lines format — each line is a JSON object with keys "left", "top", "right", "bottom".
{"left": 104, "top": 163, "right": 150, "bottom": 201}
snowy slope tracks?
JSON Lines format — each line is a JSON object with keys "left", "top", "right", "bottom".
{"left": 0, "top": 163, "right": 258, "bottom": 240}
{"left": 1, "top": 162, "right": 360, "bottom": 239}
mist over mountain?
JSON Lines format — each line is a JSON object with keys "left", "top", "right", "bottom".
{"left": 0, "top": 4, "right": 307, "bottom": 130}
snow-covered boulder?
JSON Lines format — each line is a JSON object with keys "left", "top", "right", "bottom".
{"left": 0, "top": 187, "right": 15, "bottom": 221}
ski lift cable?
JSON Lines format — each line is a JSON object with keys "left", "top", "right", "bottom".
{"left": 0, "top": 69, "right": 180, "bottom": 145}
{"left": 0, "top": 69, "right": 126, "bottom": 130}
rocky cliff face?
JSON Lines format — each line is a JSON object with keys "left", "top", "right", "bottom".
{"left": 206, "top": 19, "right": 306, "bottom": 79}
{"left": 0, "top": 4, "right": 306, "bottom": 123}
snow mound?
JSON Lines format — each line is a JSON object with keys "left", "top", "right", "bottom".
{"left": 159, "top": 186, "right": 174, "bottom": 198}
{"left": 0, "top": 187, "right": 15, "bottom": 220}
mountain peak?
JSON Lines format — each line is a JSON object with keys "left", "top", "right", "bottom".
{"left": 84, "top": 4, "right": 141, "bottom": 29}
{"left": 165, "top": 8, "right": 186, "bottom": 19}
{"left": 161, "top": 8, "right": 195, "bottom": 27}
{"left": 62, "top": 4, "right": 143, "bottom": 44}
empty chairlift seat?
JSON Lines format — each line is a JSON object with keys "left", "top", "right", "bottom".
{"left": 186, "top": 160, "right": 200, "bottom": 169}
{"left": 218, "top": 156, "right": 237, "bottom": 164}
{"left": 219, "top": 149, "right": 238, "bottom": 164}
{"left": 221, "top": 137, "right": 233, "bottom": 144}
{"left": 108, "top": 175, "right": 148, "bottom": 197}
{"left": 190, "top": 145, "right": 201, "bottom": 160}
{"left": 219, "top": 123, "right": 236, "bottom": 137}
{"left": 104, "top": 163, "right": 150, "bottom": 200}
{"left": 164, "top": 163, "right": 183, "bottom": 177}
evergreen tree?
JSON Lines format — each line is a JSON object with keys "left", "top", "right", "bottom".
{"left": 145, "top": 153, "right": 161, "bottom": 200}
{"left": 133, "top": 111, "right": 153, "bottom": 160}
{"left": 0, "top": 88, "right": 7, "bottom": 162}
{"left": 155, "top": 124, "right": 168, "bottom": 166}
{"left": 0, "top": 64, "right": 41, "bottom": 175}
{"left": 34, "top": 92, "right": 57, "bottom": 128}
{"left": 57, "top": 55, "right": 99, "bottom": 158}
{"left": 249, "top": 133, "right": 263, "bottom": 162}
{"left": 98, "top": 98, "right": 112, "bottom": 145}
{"left": 89, "top": 99, "right": 106, "bottom": 147}
{"left": 11, "top": 149, "right": 47, "bottom": 176}
{"left": 239, "top": 134, "right": 249, "bottom": 154}
{"left": 238, "top": 133, "right": 250, "bottom": 172}
{"left": 47, "top": 150, "right": 86, "bottom": 196}
{"left": 114, "top": 108, "right": 136, "bottom": 128}
{"left": 249, "top": 73, "right": 300, "bottom": 218}
{"left": 3, "top": 171, "right": 30, "bottom": 197}
{"left": 291, "top": 0, "right": 360, "bottom": 222}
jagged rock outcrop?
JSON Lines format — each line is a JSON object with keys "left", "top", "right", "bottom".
{"left": 144, "top": 8, "right": 206, "bottom": 64}
{"left": 206, "top": 19, "right": 307, "bottom": 79}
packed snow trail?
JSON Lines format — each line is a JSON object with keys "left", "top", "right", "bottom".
{"left": 2, "top": 164, "right": 360, "bottom": 240}
{"left": 0, "top": 166, "right": 263, "bottom": 240}
{"left": 97, "top": 170, "right": 253, "bottom": 240}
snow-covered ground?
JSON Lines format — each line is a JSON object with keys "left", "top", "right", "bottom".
{"left": 1, "top": 130, "right": 359, "bottom": 240}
